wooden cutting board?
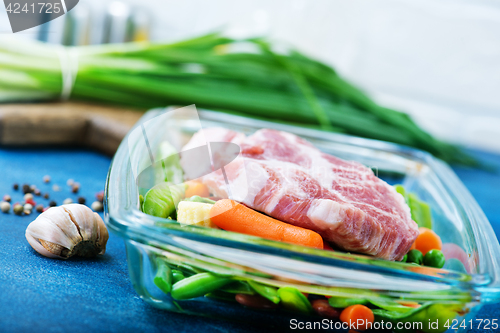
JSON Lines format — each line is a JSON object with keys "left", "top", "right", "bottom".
{"left": 0, "top": 102, "right": 144, "bottom": 155}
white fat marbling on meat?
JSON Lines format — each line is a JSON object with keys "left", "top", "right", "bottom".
{"left": 307, "top": 199, "right": 346, "bottom": 230}
{"left": 229, "top": 159, "right": 270, "bottom": 205}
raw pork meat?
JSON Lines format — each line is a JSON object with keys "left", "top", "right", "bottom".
{"left": 181, "top": 127, "right": 418, "bottom": 260}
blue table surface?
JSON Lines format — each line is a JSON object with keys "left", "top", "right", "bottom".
{"left": 0, "top": 147, "right": 498, "bottom": 333}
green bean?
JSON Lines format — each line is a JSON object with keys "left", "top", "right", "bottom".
{"left": 153, "top": 259, "right": 173, "bottom": 294}
{"left": 172, "top": 270, "right": 185, "bottom": 284}
{"left": 142, "top": 183, "right": 185, "bottom": 218}
{"left": 176, "top": 263, "right": 203, "bottom": 276}
{"left": 248, "top": 280, "right": 280, "bottom": 304}
{"left": 277, "top": 287, "right": 313, "bottom": 315}
{"left": 328, "top": 297, "right": 368, "bottom": 308}
{"left": 221, "top": 281, "right": 255, "bottom": 295}
{"left": 171, "top": 272, "right": 233, "bottom": 300}
{"left": 373, "top": 302, "right": 463, "bottom": 333}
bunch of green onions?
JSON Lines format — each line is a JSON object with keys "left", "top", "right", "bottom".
{"left": 0, "top": 33, "right": 481, "bottom": 167}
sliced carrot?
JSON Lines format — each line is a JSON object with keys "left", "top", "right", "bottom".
{"left": 185, "top": 181, "right": 210, "bottom": 198}
{"left": 340, "top": 304, "right": 374, "bottom": 331}
{"left": 209, "top": 199, "right": 323, "bottom": 249}
{"left": 415, "top": 227, "right": 442, "bottom": 255}
{"left": 396, "top": 300, "right": 421, "bottom": 308}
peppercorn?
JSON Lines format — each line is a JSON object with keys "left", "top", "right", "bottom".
{"left": 43, "top": 193, "right": 50, "bottom": 199}
{"left": 49, "top": 201, "right": 57, "bottom": 207}
{"left": 36, "top": 204, "right": 44, "bottom": 213}
{"left": 24, "top": 193, "right": 34, "bottom": 202}
{"left": 34, "top": 189, "right": 41, "bottom": 196}
{"left": 3, "top": 195, "right": 11, "bottom": 202}
{"left": 24, "top": 209, "right": 31, "bottom": 215}
{"left": 96, "top": 191, "right": 104, "bottom": 203}
{"left": 77, "top": 197, "right": 86, "bottom": 205}
{"left": 13, "top": 183, "right": 19, "bottom": 190}
{"left": 13, "top": 204, "right": 23, "bottom": 215}
{"left": 30, "top": 185, "right": 37, "bottom": 192}
{"left": 43, "top": 175, "right": 51, "bottom": 183}
{"left": 24, "top": 203, "right": 33, "bottom": 212}
{"left": 63, "top": 198, "right": 73, "bottom": 205}
{"left": 1, "top": 201, "right": 10, "bottom": 213}
{"left": 67, "top": 179, "right": 74, "bottom": 186}
{"left": 91, "top": 201, "right": 103, "bottom": 212}
{"left": 22, "top": 184, "right": 31, "bottom": 194}
{"left": 52, "top": 185, "right": 61, "bottom": 192}
{"left": 72, "top": 183, "right": 80, "bottom": 194}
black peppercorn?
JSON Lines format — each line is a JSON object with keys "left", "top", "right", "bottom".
{"left": 22, "top": 184, "right": 31, "bottom": 194}
{"left": 43, "top": 193, "right": 50, "bottom": 199}
{"left": 49, "top": 201, "right": 57, "bottom": 207}
{"left": 13, "top": 183, "right": 19, "bottom": 190}
{"left": 77, "top": 197, "right": 86, "bottom": 205}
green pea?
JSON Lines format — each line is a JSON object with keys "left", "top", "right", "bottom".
{"left": 401, "top": 254, "right": 408, "bottom": 262}
{"left": 171, "top": 272, "right": 232, "bottom": 300}
{"left": 154, "top": 259, "right": 173, "bottom": 294}
{"left": 407, "top": 249, "right": 423, "bottom": 265}
{"left": 424, "top": 249, "right": 446, "bottom": 268}
{"left": 277, "top": 287, "right": 313, "bottom": 314}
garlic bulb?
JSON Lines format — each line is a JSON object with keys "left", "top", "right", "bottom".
{"left": 25, "top": 204, "right": 109, "bottom": 259}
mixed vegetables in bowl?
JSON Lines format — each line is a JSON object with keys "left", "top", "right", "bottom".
{"left": 105, "top": 108, "right": 500, "bottom": 332}
{"left": 144, "top": 181, "right": 463, "bottom": 332}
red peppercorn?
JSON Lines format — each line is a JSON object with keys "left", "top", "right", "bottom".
{"left": 26, "top": 198, "right": 36, "bottom": 206}
{"left": 96, "top": 191, "right": 104, "bottom": 203}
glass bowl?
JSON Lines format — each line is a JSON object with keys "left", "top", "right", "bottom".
{"left": 105, "top": 107, "right": 500, "bottom": 332}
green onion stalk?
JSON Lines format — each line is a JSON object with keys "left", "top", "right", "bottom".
{"left": 0, "top": 33, "right": 484, "bottom": 168}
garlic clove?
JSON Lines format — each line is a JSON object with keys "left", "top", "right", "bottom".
{"left": 26, "top": 208, "right": 82, "bottom": 251}
{"left": 63, "top": 204, "right": 98, "bottom": 242}
{"left": 25, "top": 204, "right": 109, "bottom": 259}
{"left": 26, "top": 233, "right": 63, "bottom": 259}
